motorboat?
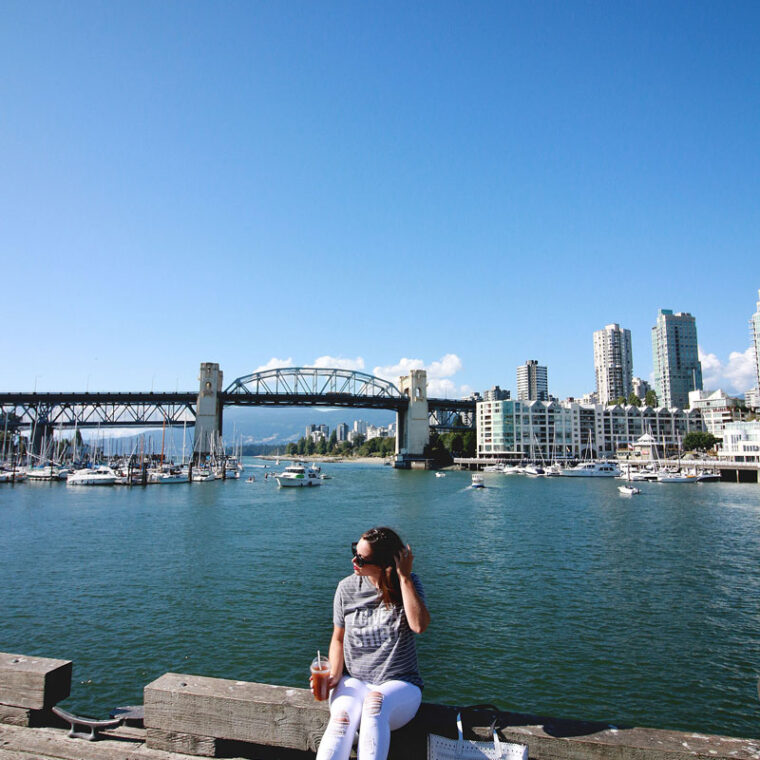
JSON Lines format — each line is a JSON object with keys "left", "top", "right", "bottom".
{"left": 560, "top": 461, "right": 621, "bottom": 477}
{"left": 695, "top": 470, "right": 721, "bottom": 482}
{"left": 0, "top": 469, "right": 27, "bottom": 483}
{"left": 544, "top": 463, "right": 562, "bottom": 477}
{"left": 158, "top": 467, "right": 189, "bottom": 484}
{"left": 470, "top": 474, "right": 485, "bottom": 488}
{"left": 435, "top": 472, "right": 446, "bottom": 478}
{"left": 523, "top": 464, "right": 545, "bottom": 476}
{"left": 67, "top": 466, "right": 117, "bottom": 486}
{"left": 191, "top": 467, "right": 216, "bottom": 482}
{"left": 482, "top": 464, "right": 504, "bottom": 472}
{"left": 618, "top": 485, "right": 641, "bottom": 496}
{"left": 656, "top": 471, "right": 698, "bottom": 483}
{"left": 275, "top": 463, "right": 322, "bottom": 488}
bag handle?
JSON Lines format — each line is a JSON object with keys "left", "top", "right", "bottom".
{"left": 455, "top": 703, "right": 502, "bottom": 745}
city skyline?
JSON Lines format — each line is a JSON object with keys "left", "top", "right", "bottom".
{"left": 2, "top": 3, "right": 759, "bottom": 399}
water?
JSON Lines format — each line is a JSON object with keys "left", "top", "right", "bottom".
{"left": 1, "top": 462, "right": 759, "bottom": 738}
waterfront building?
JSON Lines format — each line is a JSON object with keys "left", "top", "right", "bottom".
{"left": 651, "top": 309, "right": 703, "bottom": 409}
{"left": 305, "top": 424, "right": 316, "bottom": 438}
{"left": 632, "top": 376, "right": 650, "bottom": 401}
{"left": 483, "top": 385, "right": 510, "bottom": 401}
{"left": 718, "top": 420, "right": 760, "bottom": 463}
{"left": 688, "top": 390, "right": 748, "bottom": 437}
{"left": 517, "top": 360, "right": 548, "bottom": 401}
{"left": 336, "top": 422, "right": 349, "bottom": 442}
{"left": 745, "top": 387, "right": 760, "bottom": 412}
{"left": 593, "top": 323, "right": 633, "bottom": 403}
{"left": 477, "top": 399, "right": 703, "bottom": 460}
{"left": 751, "top": 289, "right": 760, "bottom": 392}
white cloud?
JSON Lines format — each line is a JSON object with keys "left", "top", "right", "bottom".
{"left": 312, "top": 355, "right": 365, "bottom": 371}
{"left": 251, "top": 357, "right": 294, "bottom": 374}
{"left": 373, "top": 354, "right": 468, "bottom": 398}
{"left": 699, "top": 345, "right": 757, "bottom": 394}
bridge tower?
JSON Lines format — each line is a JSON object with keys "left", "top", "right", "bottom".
{"left": 193, "top": 362, "right": 223, "bottom": 460}
{"left": 395, "top": 370, "right": 430, "bottom": 468}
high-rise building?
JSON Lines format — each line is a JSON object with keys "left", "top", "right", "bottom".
{"left": 651, "top": 309, "right": 703, "bottom": 409}
{"left": 751, "top": 289, "right": 760, "bottom": 394}
{"left": 632, "top": 377, "right": 650, "bottom": 401}
{"left": 516, "top": 360, "right": 548, "bottom": 401}
{"left": 336, "top": 423, "right": 349, "bottom": 442}
{"left": 593, "top": 323, "right": 633, "bottom": 404}
{"left": 483, "top": 385, "right": 510, "bottom": 401}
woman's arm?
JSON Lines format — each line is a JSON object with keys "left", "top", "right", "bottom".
{"left": 327, "top": 625, "right": 345, "bottom": 689}
{"left": 395, "top": 545, "right": 431, "bottom": 634}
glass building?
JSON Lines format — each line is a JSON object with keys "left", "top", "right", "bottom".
{"left": 651, "top": 309, "right": 703, "bottom": 409}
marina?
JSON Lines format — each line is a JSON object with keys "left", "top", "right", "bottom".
{"left": 2, "top": 459, "right": 759, "bottom": 740}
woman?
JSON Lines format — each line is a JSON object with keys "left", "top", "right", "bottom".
{"left": 314, "top": 526, "right": 430, "bottom": 760}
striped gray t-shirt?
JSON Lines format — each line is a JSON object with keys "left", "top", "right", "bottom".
{"left": 333, "top": 573, "right": 426, "bottom": 689}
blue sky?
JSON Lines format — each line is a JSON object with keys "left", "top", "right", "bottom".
{"left": 2, "top": 1, "right": 759, "bottom": 399}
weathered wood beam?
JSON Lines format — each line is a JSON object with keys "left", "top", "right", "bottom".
{"left": 144, "top": 673, "right": 329, "bottom": 753}
{"left": 0, "top": 653, "right": 72, "bottom": 716}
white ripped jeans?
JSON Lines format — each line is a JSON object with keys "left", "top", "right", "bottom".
{"left": 315, "top": 676, "right": 422, "bottom": 760}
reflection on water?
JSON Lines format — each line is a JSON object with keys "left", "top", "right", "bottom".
{"left": 1, "top": 462, "right": 759, "bottom": 738}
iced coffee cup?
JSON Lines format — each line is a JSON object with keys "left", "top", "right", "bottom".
{"left": 310, "top": 655, "right": 330, "bottom": 701}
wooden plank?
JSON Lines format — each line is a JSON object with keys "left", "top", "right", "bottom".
{"left": 146, "top": 728, "right": 217, "bottom": 757}
{"left": 0, "top": 705, "right": 31, "bottom": 727}
{"left": 0, "top": 653, "right": 72, "bottom": 710}
{"left": 0, "top": 722, "right": 222, "bottom": 760}
{"left": 144, "top": 673, "right": 329, "bottom": 752}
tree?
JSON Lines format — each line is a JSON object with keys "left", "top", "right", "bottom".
{"left": 683, "top": 431, "right": 717, "bottom": 452}
{"left": 644, "top": 390, "right": 658, "bottom": 407}
{"left": 352, "top": 433, "right": 366, "bottom": 448}
{"left": 612, "top": 396, "right": 627, "bottom": 406}
{"left": 627, "top": 392, "right": 641, "bottom": 407}
{"left": 285, "top": 442, "right": 297, "bottom": 456}
{"left": 328, "top": 430, "right": 338, "bottom": 452}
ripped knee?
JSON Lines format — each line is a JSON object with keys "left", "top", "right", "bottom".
{"left": 327, "top": 710, "right": 351, "bottom": 737}
{"left": 363, "top": 690, "right": 384, "bottom": 717}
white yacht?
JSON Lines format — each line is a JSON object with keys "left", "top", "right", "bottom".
{"left": 191, "top": 467, "right": 216, "bottom": 482}
{"left": 67, "top": 466, "right": 117, "bottom": 486}
{"left": 0, "top": 468, "right": 27, "bottom": 483}
{"left": 275, "top": 463, "right": 322, "bottom": 488}
{"left": 523, "top": 464, "right": 545, "bottom": 476}
{"left": 618, "top": 485, "right": 642, "bottom": 496}
{"left": 470, "top": 473, "right": 485, "bottom": 488}
{"left": 656, "top": 471, "right": 698, "bottom": 483}
{"left": 26, "top": 465, "right": 61, "bottom": 481}
{"left": 560, "top": 461, "right": 621, "bottom": 477}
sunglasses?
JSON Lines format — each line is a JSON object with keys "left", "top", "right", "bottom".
{"left": 352, "top": 542, "right": 380, "bottom": 567}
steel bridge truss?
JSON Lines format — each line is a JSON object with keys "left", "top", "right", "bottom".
{"left": 0, "top": 393, "right": 198, "bottom": 429}
{"left": 427, "top": 403, "right": 475, "bottom": 432}
{"left": 224, "top": 367, "right": 408, "bottom": 410}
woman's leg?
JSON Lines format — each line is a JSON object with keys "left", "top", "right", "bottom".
{"left": 357, "top": 680, "right": 422, "bottom": 760}
{"left": 315, "top": 676, "right": 367, "bottom": 760}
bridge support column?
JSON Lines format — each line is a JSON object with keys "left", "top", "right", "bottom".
{"left": 193, "top": 363, "right": 223, "bottom": 462}
{"left": 395, "top": 370, "right": 430, "bottom": 469}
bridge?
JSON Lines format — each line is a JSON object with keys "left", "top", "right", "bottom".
{"left": 0, "top": 363, "right": 474, "bottom": 467}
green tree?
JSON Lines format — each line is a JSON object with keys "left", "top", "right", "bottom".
{"left": 461, "top": 430, "right": 476, "bottom": 457}
{"left": 328, "top": 430, "right": 338, "bottom": 452}
{"left": 285, "top": 442, "right": 297, "bottom": 456}
{"left": 305, "top": 438, "right": 316, "bottom": 455}
{"left": 644, "top": 390, "right": 658, "bottom": 407}
{"left": 316, "top": 437, "right": 327, "bottom": 455}
{"left": 682, "top": 432, "right": 717, "bottom": 452}
{"left": 627, "top": 392, "right": 642, "bottom": 407}
{"left": 612, "top": 396, "right": 627, "bottom": 406}
{"left": 352, "top": 433, "right": 366, "bottom": 448}
{"left": 423, "top": 432, "right": 453, "bottom": 468}
{"left": 296, "top": 437, "right": 306, "bottom": 455}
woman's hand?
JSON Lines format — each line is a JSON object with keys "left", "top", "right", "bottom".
{"left": 394, "top": 544, "right": 414, "bottom": 579}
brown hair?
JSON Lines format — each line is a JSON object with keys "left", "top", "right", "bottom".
{"left": 361, "top": 526, "right": 405, "bottom": 608}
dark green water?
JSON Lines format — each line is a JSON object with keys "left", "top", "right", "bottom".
{"left": 1, "top": 461, "right": 759, "bottom": 738}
